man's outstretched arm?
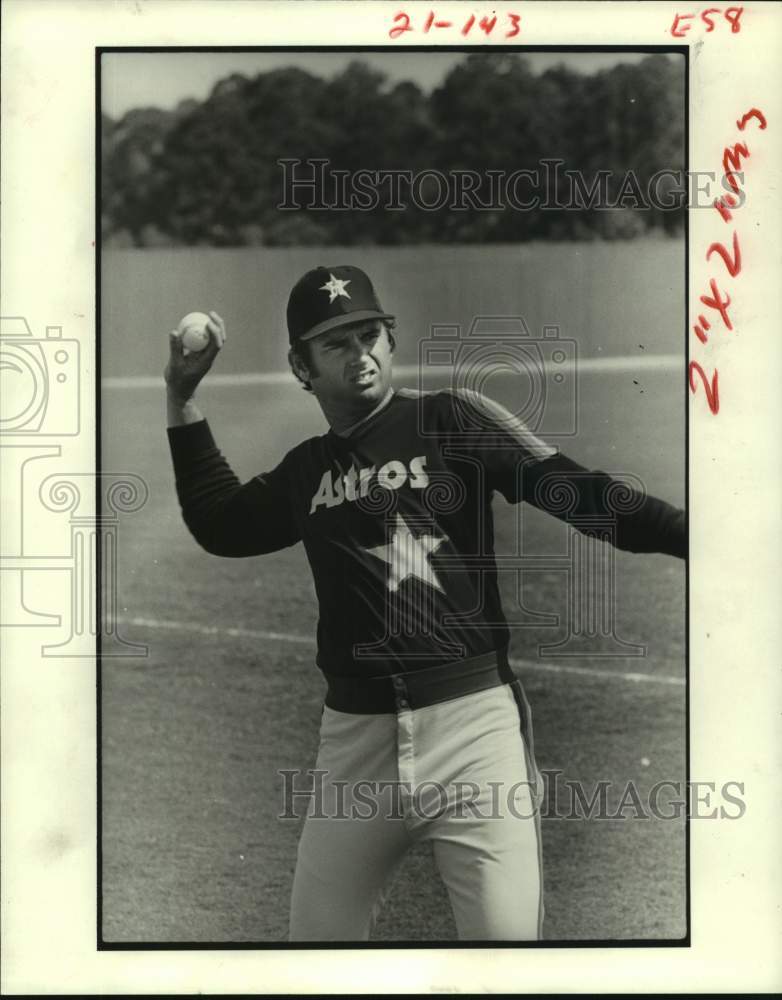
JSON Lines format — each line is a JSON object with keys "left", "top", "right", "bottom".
{"left": 523, "top": 452, "right": 685, "bottom": 559}
{"left": 445, "top": 389, "right": 685, "bottom": 560}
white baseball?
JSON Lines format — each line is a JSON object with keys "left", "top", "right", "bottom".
{"left": 177, "top": 311, "right": 211, "bottom": 353}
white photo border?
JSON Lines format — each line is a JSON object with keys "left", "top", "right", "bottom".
{"left": 2, "top": 0, "right": 781, "bottom": 994}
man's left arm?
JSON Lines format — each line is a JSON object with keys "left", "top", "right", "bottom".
{"left": 521, "top": 452, "right": 685, "bottom": 559}
{"left": 446, "top": 389, "right": 684, "bottom": 560}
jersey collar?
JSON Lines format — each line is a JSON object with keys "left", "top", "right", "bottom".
{"left": 330, "top": 387, "right": 395, "bottom": 439}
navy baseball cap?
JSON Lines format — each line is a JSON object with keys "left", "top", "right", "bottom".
{"left": 287, "top": 265, "right": 394, "bottom": 345}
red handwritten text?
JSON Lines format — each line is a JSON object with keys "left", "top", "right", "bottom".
{"left": 670, "top": 7, "right": 744, "bottom": 36}
{"left": 690, "top": 107, "right": 766, "bottom": 415}
{"left": 390, "top": 9, "right": 520, "bottom": 39}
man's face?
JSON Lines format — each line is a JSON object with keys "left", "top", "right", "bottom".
{"left": 304, "top": 319, "right": 394, "bottom": 410}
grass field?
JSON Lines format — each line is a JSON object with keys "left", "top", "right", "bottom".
{"left": 100, "top": 241, "right": 686, "bottom": 943}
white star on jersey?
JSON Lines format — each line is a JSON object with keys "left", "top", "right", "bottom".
{"left": 320, "top": 274, "right": 352, "bottom": 303}
{"left": 364, "top": 513, "right": 447, "bottom": 593}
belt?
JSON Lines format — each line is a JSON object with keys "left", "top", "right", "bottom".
{"left": 323, "top": 648, "right": 516, "bottom": 714}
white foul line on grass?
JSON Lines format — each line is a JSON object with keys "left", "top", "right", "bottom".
{"left": 102, "top": 354, "right": 682, "bottom": 390}
{"left": 117, "top": 614, "right": 315, "bottom": 646}
{"left": 115, "top": 614, "right": 685, "bottom": 688}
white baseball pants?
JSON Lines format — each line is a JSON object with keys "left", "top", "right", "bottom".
{"left": 288, "top": 681, "right": 544, "bottom": 941}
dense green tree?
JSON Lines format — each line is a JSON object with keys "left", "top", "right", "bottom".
{"left": 101, "top": 54, "right": 685, "bottom": 246}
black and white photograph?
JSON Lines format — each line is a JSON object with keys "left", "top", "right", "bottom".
{"left": 3, "top": 1, "right": 781, "bottom": 993}
{"left": 100, "top": 46, "right": 687, "bottom": 944}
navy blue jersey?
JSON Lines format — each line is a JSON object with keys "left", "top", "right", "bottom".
{"left": 168, "top": 388, "right": 684, "bottom": 678}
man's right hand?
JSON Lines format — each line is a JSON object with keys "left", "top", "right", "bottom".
{"left": 165, "top": 310, "right": 226, "bottom": 405}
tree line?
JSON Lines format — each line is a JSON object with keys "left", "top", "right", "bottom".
{"left": 102, "top": 53, "right": 685, "bottom": 247}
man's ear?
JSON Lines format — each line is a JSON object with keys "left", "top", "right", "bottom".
{"left": 288, "top": 347, "right": 311, "bottom": 383}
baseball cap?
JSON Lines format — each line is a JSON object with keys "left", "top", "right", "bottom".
{"left": 287, "top": 265, "right": 395, "bottom": 345}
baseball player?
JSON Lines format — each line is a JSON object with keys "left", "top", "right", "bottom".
{"left": 165, "top": 264, "right": 685, "bottom": 941}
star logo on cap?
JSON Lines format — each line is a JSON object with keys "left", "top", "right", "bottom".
{"left": 364, "top": 513, "right": 447, "bottom": 594}
{"left": 320, "top": 274, "right": 352, "bottom": 304}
